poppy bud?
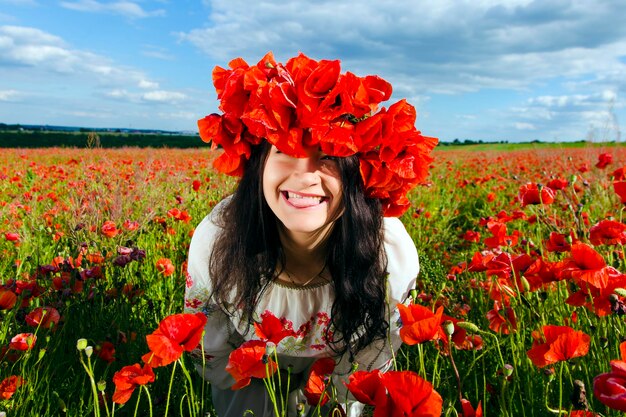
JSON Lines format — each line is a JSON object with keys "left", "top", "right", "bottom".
{"left": 456, "top": 321, "right": 480, "bottom": 333}
{"left": 570, "top": 379, "right": 588, "bottom": 410}
{"left": 520, "top": 276, "right": 531, "bottom": 293}
{"left": 410, "top": 289, "right": 418, "bottom": 300}
{"left": 442, "top": 320, "right": 455, "bottom": 337}
{"left": 76, "top": 338, "right": 88, "bottom": 351}
{"left": 570, "top": 174, "right": 577, "bottom": 184}
{"left": 615, "top": 288, "right": 626, "bottom": 297}
{"left": 264, "top": 342, "right": 276, "bottom": 357}
{"left": 97, "top": 380, "right": 106, "bottom": 392}
{"left": 85, "top": 346, "right": 93, "bottom": 358}
{"left": 502, "top": 364, "right": 514, "bottom": 378}
{"left": 38, "top": 348, "right": 46, "bottom": 361}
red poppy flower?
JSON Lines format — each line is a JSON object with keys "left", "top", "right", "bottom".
{"left": 596, "top": 152, "right": 613, "bottom": 169}
{"left": 225, "top": 340, "right": 278, "bottom": 390}
{"left": 25, "top": 306, "right": 61, "bottom": 329}
{"left": 483, "top": 221, "right": 519, "bottom": 249}
{"left": 303, "top": 357, "right": 335, "bottom": 406}
{"left": 122, "top": 220, "right": 139, "bottom": 231}
{"left": 384, "top": 371, "right": 443, "bottom": 417}
{"left": 527, "top": 325, "right": 590, "bottom": 368}
{"left": 345, "top": 370, "right": 442, "bottom": 417}
{"left": 0, "top": 289, "right": 17, "bottom": 310}
{"left": 594, "top": 359, "right": 626, "bottom": 412}
{"left": 565, "top": 271, "right": 626, "bottom": 316}
{"left": 547, "top": 178, "right": 569, "bottom": 190}
{"left": 155, "top": 258, "right": 175, "bottom": 276}
{"left": 486, "top": 301, "right": 517, "bottom": 335}
{"left": 0, "top": 375, "right": 25, "bottom": 400}
{"left": 522, "top": 258, "right": 559, "bottom": 290}
{"left": 555, "top": 243, "right": 612, "bottom": 288}
{"left": 614, "top": 181, "right": 626, "bottom": 204}
{"left": 167, "top": 208, "right": 192, "bottom": 223}
{"left": 101, "top": 220, "right": 119, "bottom": 238}
{"left": 4, "top": 232, "right": 20, "bottom": 242}
{"left": 568, "top": 412, "right": 600, "bottom": 417}
{"left": 96, "top": 341, "right": 116, "bottom": 363}
{"left": 112, "top": 363, "right": 155, "bottom": 404}
{"left": 10, "top": 333, "right": 36, "bottom": 351}
{"left": 397, "top": 303, "right": 443, "bottom": 345}
{"left": 462, "top": 230, "right": 481, "bottom": 243}
{"left": 543, "top": 232, "right": 572, "bottom": 253}
{"left": 518, "top": 183, "right": 555, "bottom": 207}
{"left": 192, "top": 179, "right": 202, "bottom": 192}
{"left": 611, "top": 167, "right": 626, "bottom": 181}
{"left": 467, "top": 251, "right": 510, "bottom": 275}
{"left": 145, "top": 312, "right": 207, "bottom": 367}
{"left": 254, "top": 311, "right": 297, "bottom": 345}
{"left": 589, "top": 220, "right": 626, "bottom": 246}
{"left": 344, "top": 369, "right": 385, "bottom": 404}
{"left": 461, "top": 398, "right": 483, "bottom": 417}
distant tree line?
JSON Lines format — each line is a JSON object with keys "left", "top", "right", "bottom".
{"left": 438, "top": 138, "right": 515, "bottom": 145}
{"left": 0, "top": 130, "right": 209, "bottom": 148}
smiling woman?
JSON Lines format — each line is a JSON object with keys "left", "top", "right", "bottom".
{"left": 184, "top": 51, "right": 437, "bottom": 416}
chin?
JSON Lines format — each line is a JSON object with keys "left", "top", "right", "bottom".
{"left": 280, "top": 219, "right": 335, "bottom": 236}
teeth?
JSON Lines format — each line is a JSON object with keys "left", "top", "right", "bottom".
{"left": 287, "top": 192, "right": 323, "bottom": 202}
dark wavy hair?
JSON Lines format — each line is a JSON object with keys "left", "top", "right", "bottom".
{"left": 208, "top": 142, "right": 388, "bottom": 358}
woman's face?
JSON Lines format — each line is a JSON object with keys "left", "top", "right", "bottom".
{"left": 262, "top": 145, "right": 343, "bottom": 241}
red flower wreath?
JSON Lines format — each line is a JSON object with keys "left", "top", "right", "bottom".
{"left": 198, "top": 52, "right": 437, "bottom": 216}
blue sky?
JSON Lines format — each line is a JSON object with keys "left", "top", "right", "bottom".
{"left": 1, "top": 0, "right": 625, "bottom": 142}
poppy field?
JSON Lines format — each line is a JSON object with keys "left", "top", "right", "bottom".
{"left": 2, "top": 143, "right": 626, "bottom": 416}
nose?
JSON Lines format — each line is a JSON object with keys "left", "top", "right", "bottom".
{"left": 293, "top": 156, "right": 321, "bottom": 174}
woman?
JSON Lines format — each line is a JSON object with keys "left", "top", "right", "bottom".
{"left": 184, "top": 52, "right": 436, "bottom": 416}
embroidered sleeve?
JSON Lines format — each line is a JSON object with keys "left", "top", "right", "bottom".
{"left": 184, "top": 199, "right": 243, "bottom": 390}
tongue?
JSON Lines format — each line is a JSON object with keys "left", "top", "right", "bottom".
{"left": 289, "top": 197, "right": 320, "bottom": 208}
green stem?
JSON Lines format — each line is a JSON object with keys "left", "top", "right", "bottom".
{"left": 558, "top": 362, "right": 563, "bottom": 414}
{"left": 142, "top": 386, "right": 153, "bottom": 417}
{"left": 133, "top": 383, "right": 142, "bottom": 417}
{"left": 164, "top": 359, "right": 178, "bottom": 417}
{"left": 178, "top": 359, "right": 198, "bottom": 415}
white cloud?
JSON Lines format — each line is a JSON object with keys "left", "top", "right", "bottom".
{"left": 506, "top": 90, "right": 621, "bottom": 141}
{"left": 0, "top": 25, "right": 162, "bottom": 85}
{"left": 180, "top": 0, "right": 626, "bottom": 96}
{"left": 157, "top": 110, "right": 197, "bottom": 120}
{"left": 142, "top": 90, "right": 186, "bottom": 103}
{"left": 0, "top": 89, "right": 19, "bottom": 100}
{"left": 138, "top": 79, "right": 159, "bottom": 89}
{"left": 60, "top": 0, "right": 165, "bottom": 19}
{"left": 106, "top": 89, "right": 133, "bottom": 100}
{"left": 105, "top": 88, "right": 187, "bottom": 104}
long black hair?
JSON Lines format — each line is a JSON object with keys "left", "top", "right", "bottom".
{"left": 208, "top": 142, "right": 388, "bottom": 358}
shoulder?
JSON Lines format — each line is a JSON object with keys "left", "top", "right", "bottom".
{"left": 383, "top": 217, "right": 419, "bottom": 304}
{"left": 188, "top": 197, "right": 231, "bottom": 265}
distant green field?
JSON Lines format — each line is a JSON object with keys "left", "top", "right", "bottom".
{"left": 437, "top": 141, "right": 624, "bottom": 151}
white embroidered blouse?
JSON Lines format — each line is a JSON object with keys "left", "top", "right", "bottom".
{"left": 184, "top": 198, "right": 419, "bottom": 414}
